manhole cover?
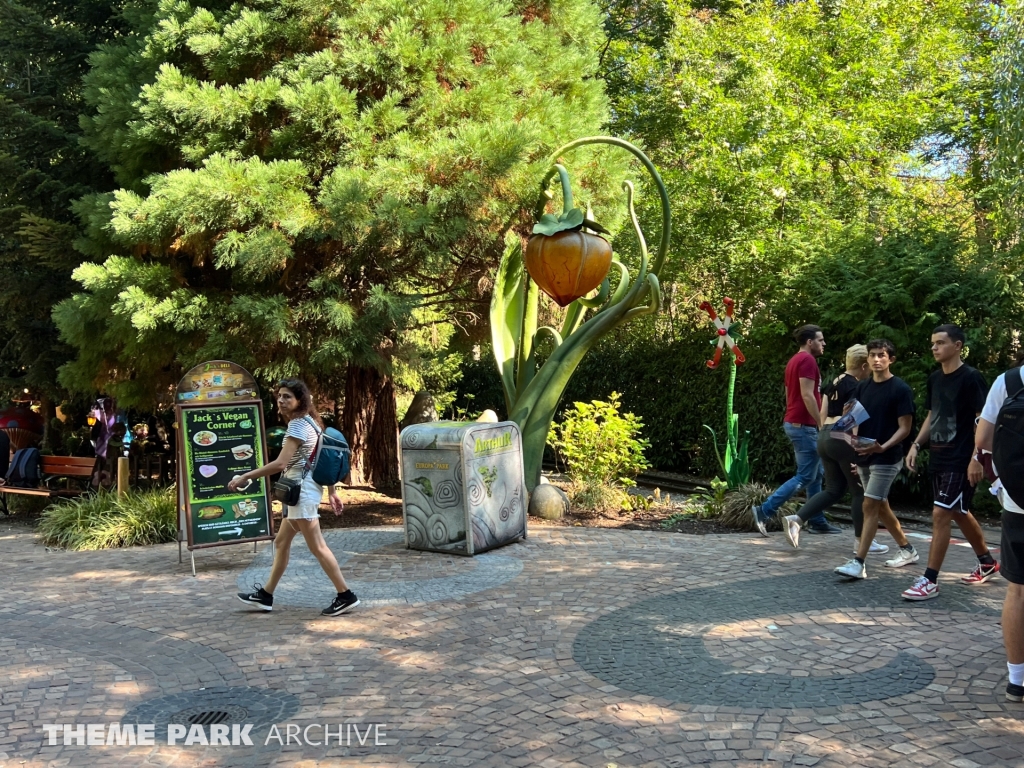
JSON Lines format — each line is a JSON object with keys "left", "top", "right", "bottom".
{"left": 170, "top": 704, "right": 248, "bottom": 726}
{"left": 122, "top": 686, "right": 300, "bottom": 740}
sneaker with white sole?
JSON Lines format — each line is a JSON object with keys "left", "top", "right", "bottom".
{"left": 854, "top": 538, "right": 890, "bottom": 555}
{"left": 783, "top": 515, "right": 801, "bottom": 548}
{"left": 902, "top": 575, "right": 939, "bottom": 601}
{"left": 322, "top": 590, "right": 360, "bottom": 617}
{"left": 835, "top": 559, "right": 866, "bottom": 579}
{"left": 885, "top": 546, "right": 919, "bottom": 568}
{"left": 237, "top": 583, "right": 273, "bottom": 611}
{"left": 751, "top": 505, "right": 768, "bottom": 538}
{"left": 961, "top": 562, "right": 1000, "bottom": 584}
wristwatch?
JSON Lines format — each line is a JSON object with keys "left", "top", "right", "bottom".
{"left": 912, "top": 443, "right": 921, "bottom": 451}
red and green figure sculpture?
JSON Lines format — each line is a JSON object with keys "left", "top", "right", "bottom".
{"left": 490, "top": 136, "right": 671, "bottom": 491}
{"left": 700, "top": 298, "right": 751, "bottom": 489}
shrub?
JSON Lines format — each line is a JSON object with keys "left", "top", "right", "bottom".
{"left": 550, "top": 392, "right": 651, "bottom": 513}
{"left": 717, "top": 483, "right": 791, "bottom": 532}
{"left": 38, "top": 488, "right": 177, "bottom": 550}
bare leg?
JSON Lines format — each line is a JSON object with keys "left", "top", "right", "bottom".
{"left": 927, "top": 507, "right": 953, "bottom": 573}
{"left": 293, "top": 518, "right": 349, "bottom": 593}
{"left": 878, "top": 501, "right": 909, "bottom": 547}
{"left": 857, "top": 498, "right": 882, "bottom": 561}
{"left": 264, "top": 519, "right": 298, "bottom": 594}
{"left": 954, "top": 511, "right": 991, "bottom": 558}
{"left": 1005, "top": 583, "right": 1024, "bottom": 664}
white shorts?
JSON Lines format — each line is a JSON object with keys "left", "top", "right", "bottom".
{"left": 285, "top": 474, "right": 323, "bottom": 520}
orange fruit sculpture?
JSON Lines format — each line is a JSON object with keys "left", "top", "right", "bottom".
{"left": 524, "top": 230, "right": 613, "bottom": 307}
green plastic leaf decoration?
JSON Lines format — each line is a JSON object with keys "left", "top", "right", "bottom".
{"left": 532, "top": 207, "right": 585, "bottom": 236}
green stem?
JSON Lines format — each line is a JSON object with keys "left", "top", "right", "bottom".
{"left": 553, "top": 164, "right": 573, "bottom": 214}
{"left": 727, "top": 352, "right": 737, "bottom": 456}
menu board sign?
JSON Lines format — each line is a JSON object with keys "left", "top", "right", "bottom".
{"left": 176, "top": 360, "right": 259, "bottom": 403}
{"left": 178, "top": 402, "right": 273, "bottom": 548}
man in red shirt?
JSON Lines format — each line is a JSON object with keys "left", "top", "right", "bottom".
{"left": 752, "top": 325, "right": 842, "bottom": 535}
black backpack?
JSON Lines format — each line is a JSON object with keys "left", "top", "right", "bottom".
{"left": 0, "top": 431, "right": 9, "bottom": 479}
{"left": 994, "top": 367, "right": 1024, "bottom": 508}
{"left": 6, "top": 447, "right": 41, "bottom": 488}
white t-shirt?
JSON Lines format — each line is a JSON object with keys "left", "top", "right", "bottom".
{"left": 284, "top": 416, "right": 320, "bottom": 479}
{"left": 979, "top": 372, "right": 1024, "bottom": 514}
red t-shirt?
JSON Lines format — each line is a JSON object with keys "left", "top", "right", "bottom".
{"left": 784, "top": 351, "right": 821, "bottom": 426}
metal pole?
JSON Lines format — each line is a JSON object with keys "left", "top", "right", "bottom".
{"left": 190, "top": 550, "right": 196, "bottom": 577}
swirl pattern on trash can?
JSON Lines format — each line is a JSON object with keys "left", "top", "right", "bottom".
{"left": 467, "top": 477, "right": 485, "bottom": 507}
{"left": 402, "top": 429, "right": 427, "bottom": 449}
{"left": 427, "top": 513, "right": 451, "bottom": 545}
{"left": 433, "top": 479, "right": 461, "bottom": 509}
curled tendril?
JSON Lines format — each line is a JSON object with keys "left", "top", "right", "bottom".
{"left": 577, "top": 278, "right": 610, "bottom": 308}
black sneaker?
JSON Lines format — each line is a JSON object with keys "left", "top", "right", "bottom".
{"left": 322, "top": 591, "right": 360, "bottom": 616}
{"left": 808, "top": 521, "right": 843, "bottom": 534}
{"left": 1008, "top": 682, "right": 1024, "bottom": 702}
{"left": 237, "top": 583, "right": 273, "bottom": 611}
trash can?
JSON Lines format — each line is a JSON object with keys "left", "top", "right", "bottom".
{"left": 399, "top": 421, "right": 527, "bottom": 555}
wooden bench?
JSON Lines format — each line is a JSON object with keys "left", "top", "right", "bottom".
{"left": 0, "top": 456, "right": 95, "bottom": 515}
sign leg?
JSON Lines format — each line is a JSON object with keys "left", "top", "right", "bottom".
{"left": 190, "top": 550, "right": 196, "bottom": 577}
{"left": 178, "top": 538, "right": 182, "bottom": 564}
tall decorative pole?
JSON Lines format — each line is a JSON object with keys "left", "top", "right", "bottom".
{"left": 700, "top": 298, "right": 751, "bottom": 488}
{"left": 490, "top": 137, "right": 671, "bottom": 491}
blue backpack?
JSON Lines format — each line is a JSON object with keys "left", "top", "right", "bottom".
{"left": 6, "top": 447, "right": 41, "bottom": 488}
{"left": 303, "top": 417, "right": 351, "bottom": 486}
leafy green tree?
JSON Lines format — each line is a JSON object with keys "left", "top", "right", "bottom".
{"left": 57, "top": 0, "right": 622, "bottom": 485}
{"left": 0, "top": 0, "right": 123, "bottom": 423}
{"left": 994, "top": 1, "right": 1024, "bottom": 242}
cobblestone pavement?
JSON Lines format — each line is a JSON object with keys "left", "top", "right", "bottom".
{"left": 2, "top": 518, "right": 1022, "bottom": 767}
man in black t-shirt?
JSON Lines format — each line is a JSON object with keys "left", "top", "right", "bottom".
{"left": 834, "top": 339, "right": 919, "bottom": 580}
{"left": 901, "top": 324, "right": 998, "bottom": 601}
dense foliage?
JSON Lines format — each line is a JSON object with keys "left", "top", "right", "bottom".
{"left": 53, "top": 0, "right": 622, "bottom": 484}
{"left": 0, "top": 0, "right": 123, "bottom": 407}
{"left": 1, "top": 0, "right": 1022, "bottom": 499}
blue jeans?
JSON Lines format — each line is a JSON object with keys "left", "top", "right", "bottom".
{"left": 761, "top": 423, "right": 827, "bottom": 525}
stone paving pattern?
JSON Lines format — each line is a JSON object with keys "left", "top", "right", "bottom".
{"left": 2, "top": 519, "right": 1023, "bottom": 767}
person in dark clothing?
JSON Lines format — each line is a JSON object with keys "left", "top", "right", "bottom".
{"left": 783, "top": 344, "right": 886, "bottom": 551}
{"left": 901, "top": 324, "right": 998, "bottom": 601}
{"left": 835, "top": 339, "right": 919, "bottom": 580}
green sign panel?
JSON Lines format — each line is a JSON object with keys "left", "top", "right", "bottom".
{"left": 180, "top": 403, "right": 271, "bottom": 547}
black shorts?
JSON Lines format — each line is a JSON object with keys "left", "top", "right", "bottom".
{"left": 1001, "top": 510, "right": 1024, "bottom": 585}
{"left": 931, "top": 471, "right": 976, "bottom": 513}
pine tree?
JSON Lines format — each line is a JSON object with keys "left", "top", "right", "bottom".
{"left": 0, "top": 0, "right": 123, "bottom": 422}
{"left": 56, "top": 0, "right": 620, "bottom": 485}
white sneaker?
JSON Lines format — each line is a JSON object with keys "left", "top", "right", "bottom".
{"left": 835, "top": 558, "right": 866, "bottom": 579}
{"left": 885, "top": 546, "right": 919, "bottom": 568}
{"left": 784, "top": 515, "right": 801, "bottom": 548}
{"left": 902, "top": 575, "right": 939, "bottom": 601}
{"left": 853, "top": 538, "right": 890, "bottom": 555}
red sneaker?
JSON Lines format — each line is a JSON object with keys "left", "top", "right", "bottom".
{"left": 961, "top": 562, "right": 1000, "bottom": 585}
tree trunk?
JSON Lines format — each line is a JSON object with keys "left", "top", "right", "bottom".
{"left": 343, "top": 364, "right": 399, "bottom": 488}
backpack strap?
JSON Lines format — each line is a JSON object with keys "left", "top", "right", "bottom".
{"left": 1007, "top": 367, "right": 1024, "bottom": 400}
{"left": 300, "top": 415, "right": 322, "bottom": 479}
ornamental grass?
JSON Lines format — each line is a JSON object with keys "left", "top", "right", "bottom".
{"left": 38, "top": 488, "right": 177, "bottom": 550}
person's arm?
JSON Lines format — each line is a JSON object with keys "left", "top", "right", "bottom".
{"left": 906, "top": 412, "right": 931, "bottom": 472}
{"left": 800, "top": 377, "right": 823, "bottom": 429}
{"left": 968, "top": 412, "right": 989, "bottom": 486}
{"left": 228, "top": 436, "right": 299, "bottom": 491}
{"left": 857, "top": 414, "right": 913, "bottom": 455}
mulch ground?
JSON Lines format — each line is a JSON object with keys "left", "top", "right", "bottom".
{"left": 320, "top": 483, "right": 739, "bottom": 535}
